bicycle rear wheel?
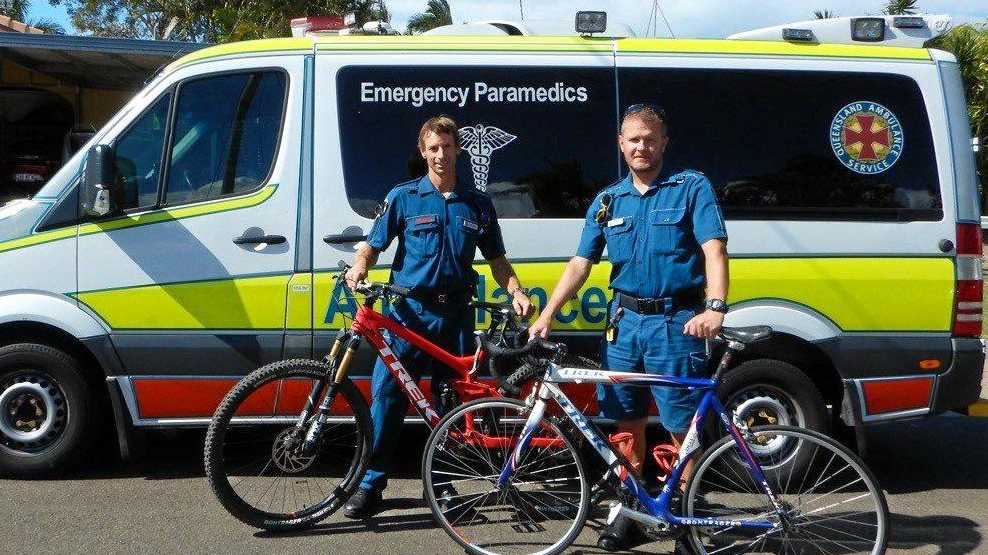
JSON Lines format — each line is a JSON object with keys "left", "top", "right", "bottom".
{"left": 204, "top": 359, "right": 371, "bottom": 530}
{"left": 683, "top": 425, "right": 888, "bottom": 554}
{"left": 422, "top": 397, "right": 590, "bottom": 555}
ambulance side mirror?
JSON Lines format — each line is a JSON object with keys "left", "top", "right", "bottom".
{"left": 81, "top": 144, "right": 117, "bottom": 217}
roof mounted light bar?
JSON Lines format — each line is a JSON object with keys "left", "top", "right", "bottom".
{"left": 575, "top": 11, "right": 607, "bottom": 35}
{"left": 728, "top": 14, "right": 952, "bottom": 48}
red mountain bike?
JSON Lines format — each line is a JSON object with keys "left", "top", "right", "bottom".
{"left": 203, "top": 265, "right": 541, "bottom": 531}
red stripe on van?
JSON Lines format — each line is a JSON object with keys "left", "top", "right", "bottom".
{"left": 133, "top": 378, "right": 276, "bottom": 418}
{"left": 861, "top": 377, "right": 933, "bottom": 415}
{"left": 130, "top": 377, "right": 627, "bottom": 419}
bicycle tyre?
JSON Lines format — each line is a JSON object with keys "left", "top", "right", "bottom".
{"left": 422, "top": 397, "right": 590, "bottom": 555}
{"left": 683, "top": 424, "right": 889, "bottom": 555}
{"left": 501, "top": 354, "right": 599, "bottom": 394}
{"left": 204, "top": 359, "right": 372, "bottom": 531}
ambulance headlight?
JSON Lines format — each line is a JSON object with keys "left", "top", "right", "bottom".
{"left": 851, "top": 18, "right": 886, "bottom": 42}
{"left": 575, "top": 11, "right": 607, "bottom": 35}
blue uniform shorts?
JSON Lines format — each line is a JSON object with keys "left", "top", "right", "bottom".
{"left": 597, "top": 304, "right": 709, "bottom": 434}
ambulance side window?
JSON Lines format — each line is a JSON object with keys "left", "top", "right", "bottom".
{"left": 618, "top": 68, "right": 942, "bottom": 221}
{"left": 113, "top": 93, "right": 170, "bottom": 211}
{"left": 336, "top": 65, "right": 619, "bottom": 219}
{"left": 163, "top": 71, "right": 286, "bottom": 206}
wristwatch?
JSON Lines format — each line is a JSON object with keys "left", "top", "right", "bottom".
{"left": 705, "top": 298, "right": 728, "bottom": 314}
{"left": 508, "top": 287, "right": 530, "bottom": 297}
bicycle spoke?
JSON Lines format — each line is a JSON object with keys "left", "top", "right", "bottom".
{"left": 425, "top": 400, "right": 587, "bottom": 555}
{"left": 687, "top": 427, "right": 886, "bottom": 555}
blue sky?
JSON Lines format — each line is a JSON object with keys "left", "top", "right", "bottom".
{"left": 25, "top": 0, "right": 988, "bottom": 38}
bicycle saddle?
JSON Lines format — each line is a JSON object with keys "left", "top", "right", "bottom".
{"left": 719, "top": 325, "right": 772, "bottom": 344}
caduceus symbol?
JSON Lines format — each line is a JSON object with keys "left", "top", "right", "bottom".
{"left": 458, "top": 124, "right": 517, "bottom": 192}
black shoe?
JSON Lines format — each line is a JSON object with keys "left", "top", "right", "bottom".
{"left": 597, "top": 514, "right": 647, "bottom": 552}
{"left": 343, "top": 488, "right": 382, "bottom": 519}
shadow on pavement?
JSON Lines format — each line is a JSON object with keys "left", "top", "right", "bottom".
{"left": 864, "top": 414, "right": 988, "bottom": 493}
{"left": 887, "top": 512, "right": 982, "bottom": 554}
{"left": 254, "top": 510, "right": 437, "bottom": 538}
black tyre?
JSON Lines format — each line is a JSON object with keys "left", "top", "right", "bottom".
{"left": 0, "top": 343, "right": 92, "bottom": 476}
{"left": 712, "top": 359, "right": 828, "bottom": 475}
{"left": 683, "top": 425, "right": 889, "bottom": 554}
{"left": 204, "top": 359, "right": 372, "bottom": 531}
{"left": 501, "top": 354, "right": 599, "bottom": 394}
{"left": 423, "top": 397, "right": 590, "bottom": 555}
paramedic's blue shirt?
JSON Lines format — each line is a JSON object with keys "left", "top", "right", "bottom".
{"left": 367, "top": 175, "right": 506, "bottom": 292}
{"left": 576, "top": 169, "right": 727, "bottom": 299}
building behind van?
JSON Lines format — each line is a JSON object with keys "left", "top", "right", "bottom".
{"left": 0, "top": 15, "right": 982, "bottom": 474}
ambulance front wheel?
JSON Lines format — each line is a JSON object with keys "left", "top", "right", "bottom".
{"left": 0, "top": 343, "right": 93, "bottom": 476}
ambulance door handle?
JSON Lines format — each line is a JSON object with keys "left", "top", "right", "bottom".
{"left": 233, "top": 234, "right": 286, "bottom": 245}
{"left": 323, "top": 233, "right": 367, "bottom": 244}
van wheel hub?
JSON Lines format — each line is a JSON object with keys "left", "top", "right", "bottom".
{"left": 0, "top": 373, "right": 67, "bottom": 449}
{"left": 729, "top": 388, "right": 798, "bottom": 456}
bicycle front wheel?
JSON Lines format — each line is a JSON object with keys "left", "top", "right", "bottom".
{"left": 423, "top": 397, "right": 590, "bottom": 555}
{"left": 204, "top": 359, "right": 372, "bottom": 530}
{"left": 683, "top": 425, "right": 888, "bottom": 554}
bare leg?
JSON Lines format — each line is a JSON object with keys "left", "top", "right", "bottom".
{"left": 614, "top": 417, "right": 648, "bottom": 473}
{"left": 669, "top": 432, "right": 692, "bottom": 492}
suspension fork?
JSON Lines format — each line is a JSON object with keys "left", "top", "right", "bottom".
{"left": 300, "top": 332, "right": 362, "bottom": 456}
{"left": 291, "top": 331, "right": 347, "bottom": 433}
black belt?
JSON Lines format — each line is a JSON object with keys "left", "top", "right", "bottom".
{"left": 406, "top": 287, "right": 475, "bottom": 307}
{"left": 614, "top": 289, "right": 703, "bottom": 315}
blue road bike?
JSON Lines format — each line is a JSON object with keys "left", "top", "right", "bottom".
{"left": 422, "top": 326, "right": 889, "bottom": 555}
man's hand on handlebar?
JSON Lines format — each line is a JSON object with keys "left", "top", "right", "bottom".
{"left": 344, "top": 264, "right": 367, "bottom": 291}
{"left": 527, "top": 315, "right": 552, "bottom": 340}
{"left": 511, "top": 291, "right": 533, "bottom": 319}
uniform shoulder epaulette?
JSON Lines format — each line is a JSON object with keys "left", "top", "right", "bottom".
{"left": 387, "top": 179, "right": 419, "bottom": 198}
{"left": 668, "top": 169, "right": 706, "bottom": 185}
{"left": 601, "top": 179, "right": 625, "bottom": 196}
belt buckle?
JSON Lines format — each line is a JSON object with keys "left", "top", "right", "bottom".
{"left": 437, "top": 293, "right": 448, "bottom": 304}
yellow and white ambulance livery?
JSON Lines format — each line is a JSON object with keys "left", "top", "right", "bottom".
{"left": 0, "top": 13, "right": 982, "bottom": 474}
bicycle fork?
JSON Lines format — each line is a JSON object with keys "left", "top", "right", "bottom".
{"left": 495, "top": 385, "right": 550, "bottom": 489}
{"left": 300, "top": 331, "right": 361, "bottom": 457}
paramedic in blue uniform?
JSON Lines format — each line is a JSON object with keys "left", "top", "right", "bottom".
{"left": 343, "top": 115, "right": 532, "bottom": 518}
{"left": 528, "top": 104, "right": 729, "bottom": 551}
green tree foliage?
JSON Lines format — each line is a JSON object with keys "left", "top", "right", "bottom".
{"left": 47, "top": 0, "right": 389, "bottom": 42}
{"left": 813, "top": 10, "right": 837, "bottom": 19}
{"left": 930, "top": 23, "right": 988, "bottom": 178}
{"left": 406, "top": 0, "right": 451, "bottom": 34}
{"left": 1, "top": 0, "right": 66, "bottom": 33}
{"left": 882, "top": 0, "right": 918, "bottom": 15}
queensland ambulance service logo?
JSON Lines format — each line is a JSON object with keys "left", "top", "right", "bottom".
{"left": 830, "top": 101, "right": 904, "bottom": 174}
{"left": 459, "top": 124, "right": 516, "bottom": 192}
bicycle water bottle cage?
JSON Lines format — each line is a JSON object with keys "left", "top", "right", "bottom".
{"left": 651, "top": 443, "right": 678, "bottom": 482}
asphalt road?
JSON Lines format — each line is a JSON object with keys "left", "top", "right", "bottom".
{"left": 2, "top": 412, "right": 987, "bottom": 555}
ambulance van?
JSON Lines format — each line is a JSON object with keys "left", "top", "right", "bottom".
{"left": 0, "top": 14, "right": 982, "bottom": 474}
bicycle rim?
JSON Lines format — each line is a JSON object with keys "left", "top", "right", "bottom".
{"left": 205, "top": 362, "right": 369, "bottom": 529}
{"left": 685, "top": 425, "right": 888, "bottom": 554}
{"left": 423, "top": 398, "right": 589, "bottom": 555}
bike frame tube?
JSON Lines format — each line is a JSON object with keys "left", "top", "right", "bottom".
{"left": 500, "top": 364, "right": 777, "bottom": 530}
{"left": 349, "top": 304, "right": 498, "bottom": 427}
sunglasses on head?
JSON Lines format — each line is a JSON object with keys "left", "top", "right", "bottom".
{"left": 623, "top": 103, "right": 667, "bottom": 120}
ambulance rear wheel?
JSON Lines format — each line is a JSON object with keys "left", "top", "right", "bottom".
{"left": 712, "top": 359, "right": 828, "bottom": 478}
{"left": 0, "top": 343, "right": 92, "bottom": 476}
